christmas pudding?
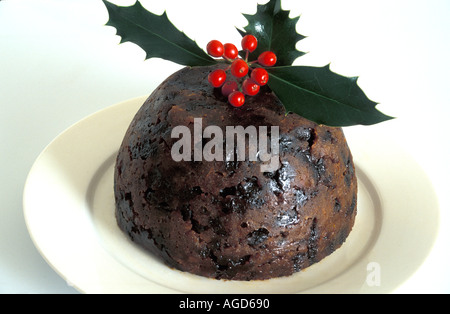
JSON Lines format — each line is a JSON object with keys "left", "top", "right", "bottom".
{"left": 114, "top": 64, "right": 358, "bottom": 280}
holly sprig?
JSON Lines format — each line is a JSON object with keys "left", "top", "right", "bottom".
{"left": 102, "top": 0, "right": 393, "bottom": 127}
{"left": 205, "top": 36, "right": 278, "bottom": 107}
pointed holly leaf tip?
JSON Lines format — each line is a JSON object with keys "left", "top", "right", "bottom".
{"left": 102, "top": 0, "right": 216, "bottom": 67}
{"left": 237, "top": 0, "right": 306, "bottom": 66}
{"left": 267, "top": 65, "right": 394, "bottom": 127}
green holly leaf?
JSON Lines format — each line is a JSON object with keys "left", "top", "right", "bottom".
{"left": 103, "top": 0, "right": 216, "bottom": 67}
{"left": 237, "top": 0, "right": 306, "bottom": 66}
{"left": 267, "top": 65, "right": 394, "bottom": 126}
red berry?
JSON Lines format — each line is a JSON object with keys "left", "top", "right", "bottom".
{"left": 258, "top": 51, "right": 277, "bottom": 67}
{"left": 223, "top": 43, "right": 239, "bottom": 60}
{"left": 207, "top": 40, "right": 224, "bottom": 58}
{"left": 221, "top": 81, "right": 239, "bottom": 97}
{"left": 228, "top": 91, "right": 245, "bottom": 107}
{"left": 251, "top": 68, "right": 269, "bottom": 86}
{"left": 208, "top": 69, "right": 226, "bottom": 88}
{"left": 230, "top": 59, "right": 249, "bottom": 78}
{"left": 241, "top": 35, "right": 258, "bottom": 52}
{"left": 242, "top": 79, "right": 260, "bottom": 96}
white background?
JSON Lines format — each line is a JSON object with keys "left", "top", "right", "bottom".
{"left": 1, "top": 0, "right": 449, "bottom": 293}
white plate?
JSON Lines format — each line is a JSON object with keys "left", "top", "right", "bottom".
{"left": 23, "top": 96, "right": 440, "bottom": 294}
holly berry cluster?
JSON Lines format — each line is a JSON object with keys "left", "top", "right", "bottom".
{"left": 206, "top": 35, "right": 277, "bottom": 107}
